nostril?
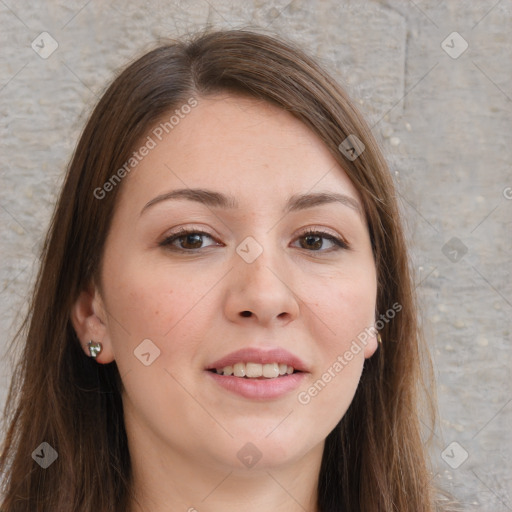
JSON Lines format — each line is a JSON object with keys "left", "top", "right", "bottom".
{"left": 240, "top": 311, "right": 252, "bottom": 317}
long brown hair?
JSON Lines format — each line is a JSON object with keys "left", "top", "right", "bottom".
{"left": 1, "top": 28, "right": 439, "bottom": 511}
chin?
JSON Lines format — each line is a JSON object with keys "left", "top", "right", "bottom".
{"left": 208, "top": 433, "right": 315, "bottom": 472}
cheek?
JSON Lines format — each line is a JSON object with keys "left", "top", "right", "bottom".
{"left": 101, "top": 262, "right": 207, "bottom": 426}
{"left": 103, "top": 255, "right": 205, "bottom": 337}
{"left": 292, "top": 267, "right": 376, "bottom": 420}
{"left": 100, "top": 255, "right": 214, "bottom": 378}
{"left": 296, "top": 288, "right": 372, "bottom": 435}
{"left": 304, "top": 269, "right": 377, "bottom": 350}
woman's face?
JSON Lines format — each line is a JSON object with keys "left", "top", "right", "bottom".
{"left": 91, "top": 94, "right": 378, "bottom": 472}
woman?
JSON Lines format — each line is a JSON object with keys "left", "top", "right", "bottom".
{"left": 0, "top": 28, "right": 442, "bottom": 511}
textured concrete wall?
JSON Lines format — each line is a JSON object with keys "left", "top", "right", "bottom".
{"left": 1, "top": 1, "right": 511, "bottom": 510}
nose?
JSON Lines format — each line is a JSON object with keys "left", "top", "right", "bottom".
{"left": 223, "top": 237, "right": 300, "bottom": 327}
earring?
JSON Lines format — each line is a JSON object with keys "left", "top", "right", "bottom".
{"left": 377, "top": 333, "right": 382, "bottom": 344}
{"left": 87, "top": 340, "right": 103, "bottom": 358}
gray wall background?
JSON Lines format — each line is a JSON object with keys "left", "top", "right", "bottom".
{"left": 1, "top": 1, "right": 511, "bottom": 510}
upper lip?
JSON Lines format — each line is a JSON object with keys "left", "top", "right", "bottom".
{"left": 206, "top": 347, "right": 310, "bottom": 372}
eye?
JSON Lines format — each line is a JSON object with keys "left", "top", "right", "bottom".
{"left": 159, "top": 227, "right": 349, "bottom": 253}
{"left": 293, "top": 228, "right": 349, "bottom": 252}
{"left": 159, "top": 228, "right": 219, "bottom": 251}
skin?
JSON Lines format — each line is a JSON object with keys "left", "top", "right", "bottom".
{"left": 72, "top": 94, "right": 378, "bottom": 512}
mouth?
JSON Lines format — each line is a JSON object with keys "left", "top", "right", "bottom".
{"left": 204, "top": 347, "right": 309, "bottom": 399}
{"left": 205, "top": 365, "right": 306, "bottom": 400}
{"left": 206, "top": 362, "right": 303, "bottom": 379}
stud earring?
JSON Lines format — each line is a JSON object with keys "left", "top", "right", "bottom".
{"left": 377, "top": 333, "right": 382, "bottom": 344}
{"left": 87, "top": 340, "right": 103, "bottom": 358}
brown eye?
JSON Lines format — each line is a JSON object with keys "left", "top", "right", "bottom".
{"left": 159, "top": 228, "right": 349, "bottom": 253}
{"left": 159, "top": 229, "right": 218, "bottom": 251}
{"left": 300, "top": 233, "right": 323, "bottom": 250}
{"left": 177, "top": 233, "right": 205, "bottom": 250}
{"left": 294, "top": 229, "right": 349, "bottom": 252}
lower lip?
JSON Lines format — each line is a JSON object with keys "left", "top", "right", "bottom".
{"left": 205, "top": 371, "right": 307, "bottom": 400}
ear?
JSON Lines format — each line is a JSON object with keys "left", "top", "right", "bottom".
{"left": 363, "top": 314, "right": 380, "bottom": 359}
{"left": 70, "top": 281, "right": 115, "bottom": 364}
{"left": 363, "top": 331, "right": 379, "bottom": 359}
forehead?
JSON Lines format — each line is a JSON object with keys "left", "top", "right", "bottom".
{"left": 117, "top": 94, "right": 363, "bottom": 214}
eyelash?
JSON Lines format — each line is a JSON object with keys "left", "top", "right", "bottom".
{"left": 159, "top": 227, "right": 349, "bottom": 253}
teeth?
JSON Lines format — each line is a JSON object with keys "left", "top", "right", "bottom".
{"left": 214, "top": 362, "right": 296, "bottom": 378}
{"left": 263, "top": 363, "right": 279, "bottom": 378}
{"left": 233, "top": 362, "right": 245, "bottom": 377}
{"left": 246, "top": 362, "right": 264, "bottom": 378}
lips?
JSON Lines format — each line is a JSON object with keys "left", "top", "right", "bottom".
{"left": 206, "top": 369, "right": 306, "bottom": 400}
{"left": 205, "top": 347, "right": 310, "bottom": 373}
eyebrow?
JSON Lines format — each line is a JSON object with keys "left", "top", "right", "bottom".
{"left": 140, "top": 188, "right": 362, "bottom": 216}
